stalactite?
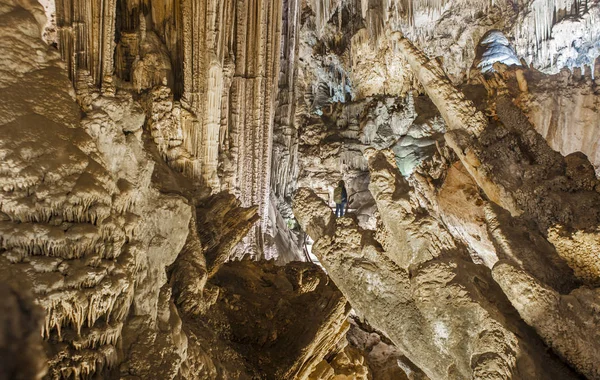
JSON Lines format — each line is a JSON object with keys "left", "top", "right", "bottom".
{"left": 50, "top": 0, "right": 285, "bottom": 254}
{"left": 55, "top": 0, "right": 118, "bottom": 90}
{"left": 203, "top": 62, "right": 224, "bottom": 190}
{"left": 357, "top": 0, "right": 495, "bottom": 43}
{"left": 271, "top": 0, "right": 301, "bottom": 204}
{"left": 514, "top": 0, "right": 600, "bottom": 73}
{"left": 313, "top": 0, "right": 344, "bottom": 36}
{"left": 224, "top": 0, "right": 283, "bottom": 249}
{"left": 530, "top": 0, "right": 579, "bottom": 44}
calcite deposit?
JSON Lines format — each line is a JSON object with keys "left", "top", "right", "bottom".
{"left": 2, "top": 0, "right": 600, "bottom": 379}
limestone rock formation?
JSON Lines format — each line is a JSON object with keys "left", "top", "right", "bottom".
{"left": 0, "top": 3, "right": 192, "bottom": 377}
{"left": 0, "top": 1, "right": 353, "bottom": 378}
{"left": 51, "top": 0, "right": 286, "bottom": 258}
{"left": 345, "top": 317, "right": 429, "bottom": 380}
{"left": 200, "top": 259, "right": 350, "bottom": 379}
{"left": 293, "top": 18, "right": 600, "bottom": 378}
{"left": 490, "top": 63, "right": 600, "bottom": 171}
{"left": 293, "top": 169, "right": 578, "bottom": 379}
{"left": 3, "top": 0, "right": 600, "bottom": 378}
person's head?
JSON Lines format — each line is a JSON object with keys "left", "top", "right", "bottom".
{"left": 338, "top": 180, "right": 345, "bottom": 187}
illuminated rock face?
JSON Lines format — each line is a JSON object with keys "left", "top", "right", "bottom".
{"left": 293, "top": 182, "right": 579, "bottom": 380}
{"left": 3, "top": 0, "right": 600, "bottom": 379}
{"left": 293, "top": 15, "right": 600, "bottom": 378}
{"left": 0, "top": 1, "right": 348, "bottom": 379}
{"left": 514, "top": 67, "right": 600, "bottom": 171}
{"left": 474, "top": 30, "right": 522, "bottom": 74}
{"left": 52, "top": 0, "right": 283, "bottom": 252}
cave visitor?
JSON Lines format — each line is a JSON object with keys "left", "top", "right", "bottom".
{"left": 334, "top": 180, "right": 348, "bottom": 217}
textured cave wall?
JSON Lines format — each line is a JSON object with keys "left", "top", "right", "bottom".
{"left": 466, "top": 39, "right": 600, "bottom": 173}
{"left": 200, "top": 259, "right": 351, "bottom": 379}
{"left": 404, "top": 34, "right": 600, "bottom": 379}
{"left": 513, "top": 64, "right": 600, "bottom": 171}
{"left": 292, "top": 25, "right": 600, "bottom": 378}
{"left": 285, "top": 2, "right": 600, "bottom": 378}
{"left": 54, "top": 0, "right": 118, "bottom": 88}
{"left": 0, "top": 1, "right": 357, "bottom": 379}
{"left": 52, "top": 0, "right": 285, "bottom": 258}
{"left": 343, "top": 317, "right": 429, "bottom": 380}
{"left": 264, "top": 0, "right": 308, "bottom": 262}
{"left": 0, "top": 1, "right": 193, "bottom": 377}
{"left": 0, "top": 284, "right": 47, "bottom": 380}
{"left": 3, "top": 0, "right": 600, "bottom": 379}
{"left": 292, "top": 0, "right": 600, "bottom": 244}
{"left": 271, "top": 0, "right": 302, "bottom": 209}
{"left": 294, "top": 0, "right": 600, "bottom": 123}
{"left": 293, "top": 93, "right": 445, "bottom": 234}
{"left": 293, "top": 145, "right": 586, "bottom": 379}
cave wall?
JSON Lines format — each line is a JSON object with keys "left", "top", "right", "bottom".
{"left": 286, "top": 1, "right": 600, "bottom": 379}
{"left": 3, "top": 0, "right": 600, "bottom": 378}
{"left": 293, "top": 22, "right": 600, "bottom": 378}
{"left": 0, "top": 2, "right": 192, "bottom": 376}
{"left": 53, "top": 0, "right": 283, "bottom": 255}
{"left": 0, "top": 1, "right": 353, "bottom": 379}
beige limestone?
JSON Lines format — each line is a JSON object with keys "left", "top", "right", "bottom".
{"left": 1, "top": 3, "right": 342, "bottom": 379}
{"left": 0, "top": 3, "right": 194, "bottom": 377}
{"left": 3, "top": 0, "right": 600, "bottom": 378}
{"left": 397, "top": 32, "right": 600, "bottom": 378}
{"left": 293, "top": 182, "right": 576, "bottom": 379}
{"left": 493, "top": 262, "right": 600, "bottom": 379}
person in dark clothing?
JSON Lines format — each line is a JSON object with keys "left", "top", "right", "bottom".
{"left": 334, "top": 180, "right": 348, "bottom": 217}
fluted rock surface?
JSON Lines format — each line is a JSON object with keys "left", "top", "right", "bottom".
{"left": 3, "top": 0, "right": 600, "bottom": 378}
{"left": 51, "top": 0, "right": 286, "bottom": 258}
{"left": 0, "top": 2, "right": 354, "bottom": 379}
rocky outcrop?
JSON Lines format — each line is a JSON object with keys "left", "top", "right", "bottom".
{"left": 171, "top": 192, "right": 258, "bottom": 317}
{"left": 514, "top": 66, "right": 600, "bottom": 171}
{"left": 493, "top": 262, "right": 600, "bottom": 379}
{"left": 289, "top": 31, "right": 600, "bottom": 375}
{"left": 0, "top": 3, "right": 193, "bottom": 378}
{"left": 308, "top": 345, "right": 370, "bottom": 380}
{"left": 293, "top": 94, "right": 445, "bottom": 233}
{"left": 345, "top": 317, "right": 429, "bottom": 380}
{"left": 394, "top": 34, "right": 600, "bottom": 378}
{"left": 293, "top": 0, "right": 600, "bottom": 160}
{"left": 1, "top": 3, "right": 351, "bottom": 379}
{"left": 201, "top": 259, "right": 350, "bottom": 379}
{"left": 293, "top": 180, "right": 577, "bottom": 379}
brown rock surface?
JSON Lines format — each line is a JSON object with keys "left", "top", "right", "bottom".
{"left": 3, "top": 0, "right": 600, "bottom": 379}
